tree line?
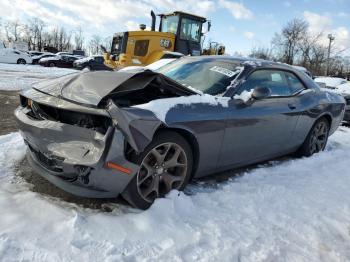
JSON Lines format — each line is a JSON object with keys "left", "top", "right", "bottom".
{"left": 0, "top": 18, "right": 112, "bottom": 56}
{"left": 0, "top": 17, "right": 349, "bottom": 78}
{"left": 248, "top": 18, "right": 350, "bottom": 78}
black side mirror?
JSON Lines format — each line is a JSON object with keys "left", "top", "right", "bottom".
{"left": 252, "top": 86, "right": 271, "bottom": 100}
{"left": 207, "top": 21, "right": 211, "bottom": 32}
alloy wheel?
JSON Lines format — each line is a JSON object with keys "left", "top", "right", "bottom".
{"left": 309, "top": 121, "right": 328, "bottom": 154}
{"left": 136, "top": 142, "right": 188, "bottom": 203}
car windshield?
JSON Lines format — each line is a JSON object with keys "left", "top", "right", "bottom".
{"left": 156, "top": 58, "right": 242, "bottom": 95}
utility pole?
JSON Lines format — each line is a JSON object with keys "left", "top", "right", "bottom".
{"left": 326, "top": 34, "right": 335, "bottom": 76}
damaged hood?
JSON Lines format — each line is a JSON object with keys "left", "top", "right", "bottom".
{"left": 32, "top": 69, "right": 195, "bottom": 107}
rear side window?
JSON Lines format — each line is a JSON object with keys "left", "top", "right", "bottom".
{"left": 134, "top": 40, "right": 149, "bottom": 56}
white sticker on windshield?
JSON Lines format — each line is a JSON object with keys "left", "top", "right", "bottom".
{"left": 209, "top": 66, "right": 236, "bottom": 77}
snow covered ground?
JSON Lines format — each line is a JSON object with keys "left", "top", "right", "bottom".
{"left": 0, "top": 63, "right": 75, "bottom": 91}
{"left": 0, "top": 63, "right": 350, "bottom": 261}
{"left": 0, "top": 128, "right": 349, "bottom": 261}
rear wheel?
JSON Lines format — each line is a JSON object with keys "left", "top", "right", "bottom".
{"left": 122, "top": 131, "right": 193, "bottom": 210}
{"left": 299, "top": 117, "right": 330, "bottom": 157}
{"left": 49, "top": 62, "right": 56, "bottom": 67}
{"left": 17, "top": 59, "right": 26, "bottom": 65}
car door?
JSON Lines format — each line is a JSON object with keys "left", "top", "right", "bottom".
{"left": 11, "top": 50, "right": 22, "bottom": 63}
{"left": 67, "top": 57, "right": 77, "bottom": 67}
{"left": 218, "top": 69, "right": 303, "bottom": 169}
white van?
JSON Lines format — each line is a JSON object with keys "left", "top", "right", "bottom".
{"left": 0, "top": 48, "right": 33, "bottom": 64}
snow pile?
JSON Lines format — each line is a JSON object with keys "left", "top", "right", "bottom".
{"left": 135, "top": 94, "right": 230, "bottom": 122}
{"left": 0, "top": 133, "right": 26, "bottom": 175}
{"left": 233, "top": 89, "right": 254, "bottom": 102}
{"left": 0, "top": 63, "right": 76, "bottom": 91}
{"left": 1, "top": 127, "right": 350, "bottom": 261}
{"left": 337, "top": 82, "right": 350, "bottom": 95}
{"left": 314, "top": 77, "right": 347, "bottom": 88}
{"left": 318, "top": 81, "right": 350, "bottom": 96}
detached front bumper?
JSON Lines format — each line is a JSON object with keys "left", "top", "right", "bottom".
{"left": 15, "top": 106, "right": 139, "bottom": 198}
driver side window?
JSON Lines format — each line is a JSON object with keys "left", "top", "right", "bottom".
{"left": 239, "top": 69, "right": 297, "bottom": 97}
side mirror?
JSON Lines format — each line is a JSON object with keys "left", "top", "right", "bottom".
{"left": 207, "top": 21, "right": 211, "bottom": 32}
{"left": 251, "top": 86, "right": 270, "bottom": 100}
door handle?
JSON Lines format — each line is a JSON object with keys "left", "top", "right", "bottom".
{"left": 288, "top": 103, "right": 296, "bottom": 110}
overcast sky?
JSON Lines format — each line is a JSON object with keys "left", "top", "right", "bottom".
{"left": 0, "top": 0, "right": 349, "bottom": 55}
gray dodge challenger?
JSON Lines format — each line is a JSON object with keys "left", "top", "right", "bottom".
{"left": 15, "top": 56, "right": 345, "bottom": 209}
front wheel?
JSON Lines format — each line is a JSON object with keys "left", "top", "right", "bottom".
{"left": 299, "top": 117, "right": 330, "bottom": 157}
{"left": 49, "top": 62, "right": 56, "bottom": 67}
{"left": 122, "top": 131, "right": 193, "bottom": 210}
{"left": 17, "top": 59, "right": 26, "bottom": 65}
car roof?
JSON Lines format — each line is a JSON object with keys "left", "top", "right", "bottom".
{"left": 180, "top": 55, "right": 294, "bottom": 70}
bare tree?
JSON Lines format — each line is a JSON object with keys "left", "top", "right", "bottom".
{"left": 4, "top": 19, "right": 22, "bottom": 42}
{"left": 249, "top": 46, "right": 274, "bottom": 60}
{"left": 102, "top": 36, "right": 112, "bottom": 52}
{"left": 272, "top": 18, "right": 308, "bottom": 64}
{"left": 88, "top": 35, "right": 102, "bottom": 55}
{"left": 25, "top": 18, "right": 46, "bottom": 50}
{"left": 57, "top": 27, "right": 72, "bottom": 51}
{"left": 74, "top": 26, "right": 84, "bottom": 50}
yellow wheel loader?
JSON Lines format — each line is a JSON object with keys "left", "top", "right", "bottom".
{"left": 103, "top": 11, "right": 224, "bottom": 69}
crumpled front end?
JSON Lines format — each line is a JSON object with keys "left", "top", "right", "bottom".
{"left": 14, "top": 69, "right": 195, "bottom": 198}
{"left": 15, "top": 92, "right": 139, "bottom": 198}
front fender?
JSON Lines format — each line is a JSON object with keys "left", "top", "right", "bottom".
{"left": 106, "top": 100, "right": 162, "bottom": 152}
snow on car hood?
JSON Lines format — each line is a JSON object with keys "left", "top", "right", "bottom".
{"left": 74, "top": 57, "right": 94, "bottom": 64}
{"left": 39, "top": 56, "right": 59, "bottom": 62}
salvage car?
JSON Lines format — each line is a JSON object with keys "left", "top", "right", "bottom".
{"left": 38, "top": 54, "right": 79, "bottom": 68}
{"left": 0, "top": 48, "right": 32, "bottom": 64}
{"left": 15, "top": 56, "right": 345, "bottom": 209}
{"left": 315, "top": 77, "right": 350, "bottom": 123}
{"left": 32, "top": 53, "right": 55, "bottom": 64}
{"left": 73, "top": 55, "right": 112, "bottom": 71}
{"left": 314, "top": 77, "right": 347, "bottom": 88}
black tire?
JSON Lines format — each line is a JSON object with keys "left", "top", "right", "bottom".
{"left": 299, "top": 117, "right": 330, "bottom": 157}
{"left": 122, "top": 131, "right": 193, "bottom": 210}
{"left": 17, "top": 59, "right": 26, "bottom": 65}
{"left": 49, "top": 62, "right": 56, "bottom": 67}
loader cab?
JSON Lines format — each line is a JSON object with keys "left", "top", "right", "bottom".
{"left": 111, "top": 32, "right": 128, "bottom": 55}
{"left": 159, "top": 11, "right": 208, "bottom": 56}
